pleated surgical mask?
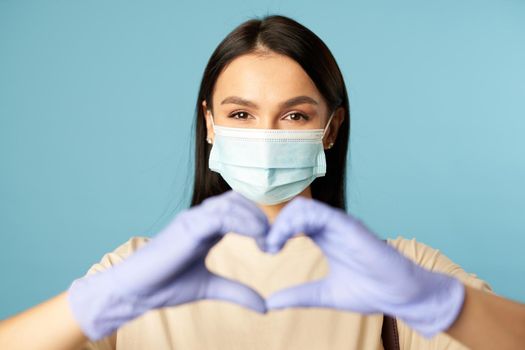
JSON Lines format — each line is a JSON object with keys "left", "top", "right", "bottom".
{"left": 208, "top": 110, "right": 335, "bottom": 205}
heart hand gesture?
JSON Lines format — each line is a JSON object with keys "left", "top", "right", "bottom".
{"left": 264, "top": 196, "right": 466, "bottom": 339}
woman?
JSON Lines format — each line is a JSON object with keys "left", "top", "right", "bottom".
{"left": 1, "top": 14, "right": 524, "bottom": 350}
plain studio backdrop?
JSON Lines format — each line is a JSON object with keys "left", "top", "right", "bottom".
{"left": 1, "top": 0, "right": 524, "bottom": 319}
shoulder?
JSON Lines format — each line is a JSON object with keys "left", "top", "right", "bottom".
{"left": 386, "top": 235, "right": 493, "bottom": 293}
{"left": 84, "top": 236, "right": 151, "bottom": 277}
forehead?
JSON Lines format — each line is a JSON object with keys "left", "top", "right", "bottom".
{"left": 213, "top": 52, "right": 323, "bottom": 106}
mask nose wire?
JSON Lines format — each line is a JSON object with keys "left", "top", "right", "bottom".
{"left": 322, "top": 110, "right": 336, "bottom": 139}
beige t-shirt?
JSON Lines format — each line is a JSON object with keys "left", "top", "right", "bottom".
{"left": 80, "top": 233, "right": 493, "bottom": 350}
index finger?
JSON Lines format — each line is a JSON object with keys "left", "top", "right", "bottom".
{"left": 265, "top": 196, "right": 333, "bottom": 253}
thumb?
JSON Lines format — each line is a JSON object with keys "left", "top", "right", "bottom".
{"left": 204, "top": 273, "right": 267, "bottom": 314}
{"left": 266, "top": 280, "right": 326, "bottom": 310}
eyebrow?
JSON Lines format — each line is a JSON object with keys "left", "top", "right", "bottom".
{"left": 220, "top": 95, "right": 319, "bottom": 109}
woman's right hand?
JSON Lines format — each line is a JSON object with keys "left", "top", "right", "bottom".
{"left": 66, "top": 190, "right": 270, "bottom": 341}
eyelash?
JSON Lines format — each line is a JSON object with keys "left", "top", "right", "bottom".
{"left": 227, "top": 111, "right": 310, "bottom": 121}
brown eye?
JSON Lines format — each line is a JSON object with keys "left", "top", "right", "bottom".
{"left": 284, "top": 113, "right": 310, "bottom": 121}
{"left": 229, "top": 111, "right": 250, "bottom": 120}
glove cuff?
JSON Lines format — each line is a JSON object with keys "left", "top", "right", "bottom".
{"left": 395, "top": 273, "right": 466, "bottom": 339}
{"left": 66, "top": 270, "right": 146, "bottom": 341}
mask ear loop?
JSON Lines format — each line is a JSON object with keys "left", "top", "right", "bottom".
{"left": 207, "top": 110, "right": 216, "bottom": 144}
{"left": 209, "top": 110, "right": 216, "bottom": 132}
{"left": 322, "top": 109, "right": 336, "bottom": 140}
{"left": 322, "top": 110, "right": 335, "bottom": 138}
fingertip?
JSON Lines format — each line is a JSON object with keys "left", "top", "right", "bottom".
{"left": 254, "top": 237, "right": 267, "bottom": 252}
{"left": 229, "top": 298, "right": 267, "bottom": 314}
{"left": 205, "top": 274, "right": 267, "bottom": 314}
{"left": 265, "top": 227, "right": 287, "bottom": 253}
{"left": 251, "top": 303, "right": 268, "bottom": 315}
{"left": 232, "top": 297, "right": 267, "bottom": 314}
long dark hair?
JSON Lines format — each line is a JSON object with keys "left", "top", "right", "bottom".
{"left": 190, "top": 14, "right": 351, "bottom": 210}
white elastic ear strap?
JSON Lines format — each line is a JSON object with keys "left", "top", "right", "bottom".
{"left": 322, "top": 110, "right": 336, "bottom": 138}
{"left": 209, "top": 110, "right": 216, "bottom": 132}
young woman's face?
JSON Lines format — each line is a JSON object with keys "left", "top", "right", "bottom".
{"left": 202, "top": 52, "right": 343, "bottom": 148}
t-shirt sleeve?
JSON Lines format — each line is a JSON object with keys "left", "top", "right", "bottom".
{"left": 76, "top": 236, "right": 150, "bottom": 350}
{"left": 386, "top": 236, "right": 495, "bottom": 350}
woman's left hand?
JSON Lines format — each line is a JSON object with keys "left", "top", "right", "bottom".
{"left": 263, "top": 196, "right": 466, "bottom": 339}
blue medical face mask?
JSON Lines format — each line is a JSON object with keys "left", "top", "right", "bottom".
{"left": 208, "top": 110, "right": 335, "bottom": 205}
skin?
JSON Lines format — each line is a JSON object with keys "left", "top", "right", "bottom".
{"left": 1, "top": 50, "right": 523, "bottom": 350}
{"left": 0, "top": 291, "right": 91, "bottom": 350}
{"left": 445, "top": 286, "right": 525, "bottom": 349}
{"left": 201, "top": 50, "right": 344, "bottom": 223}
{"left": 201, "top": 50, "right": 525, "bottom": 348}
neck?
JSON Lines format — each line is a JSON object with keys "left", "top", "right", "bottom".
{"left": 255, "top": 186, "right": 313, "bottom": 224}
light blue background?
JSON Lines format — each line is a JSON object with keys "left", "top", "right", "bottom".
{"left": 1, "top": 0, "right": 524, "bottom": 319}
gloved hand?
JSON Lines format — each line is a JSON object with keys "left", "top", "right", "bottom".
{"left": 264, "top": 196, "right": 466, "bottom": 339}
{"left": 67, "top": 190, "right": 270, "bottom": 341}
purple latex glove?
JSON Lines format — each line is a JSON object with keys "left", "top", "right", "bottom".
{"left": 264, "top": 196, "right": 465, "bottom": 339}
{"left": 67, "top": 190, "right": 269, "bottom": 341}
